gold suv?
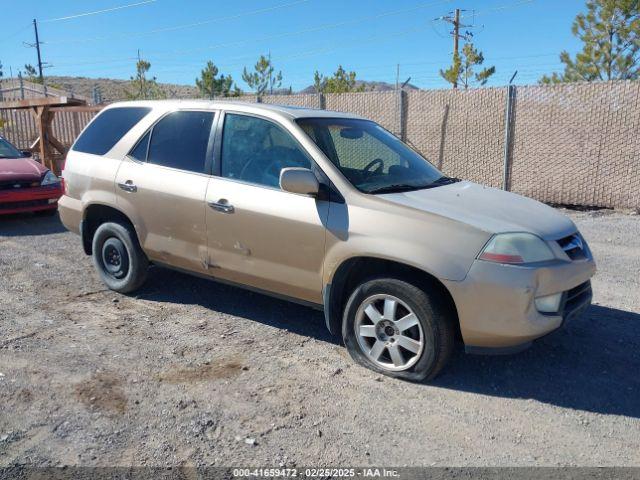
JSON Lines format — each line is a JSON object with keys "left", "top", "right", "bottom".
{"left": 59, "top": 101, "right": 596, "bottom": 380}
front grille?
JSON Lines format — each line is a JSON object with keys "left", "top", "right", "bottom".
{"left": 557, "top": 233, "right": 586, "bottom": 260}
{"left": 0, "top": 181, "right": 39, "bottom": 191}
{"left": 562, "top": 280, "right": 592, "bottom": 323}
{"left": 0, "top": 199, "right": 49, "bottom": 210}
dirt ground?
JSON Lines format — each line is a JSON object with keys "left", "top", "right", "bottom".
{"left": 1, "top": 209, "right": 639, "bottom": 467}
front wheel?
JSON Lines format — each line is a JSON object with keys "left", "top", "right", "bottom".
{"left": 92, "top": 222, "right": 148, "bottom": 293}
{"left": 342, "top": 278, "right": 455, "bottom": 381}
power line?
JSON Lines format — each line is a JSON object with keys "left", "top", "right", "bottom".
{"left": 44, "top": 0, "right": 312, "bottom": 45}
{"left": 37, "top": 0, "right": 543, "bottom": 88}
{"left": 46, "top": 0, "right": 453, "bottom": 69}
{"left": 41, "top": 0, "right": 157, "bottom": 23}
{"left": 318, "top": 53, "right": 559, "bottom": 72}
{"left": 45, "top": 36, "right": 562, "bottom": 85}
{"left": 460, "top": 0, "right": 536, "bottom": 19}
{"left": 0, "top": 23, "right": 32, "bottom": 45}
{"left": 48, "top": 23, "right": 433, "bottom": 78}
{"left": 44, "top": 0, "right": 451, "bottom": 46}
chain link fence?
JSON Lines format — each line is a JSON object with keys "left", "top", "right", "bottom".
{"left": 508, "top": 82, "right": 640, "bottom": 209}
{"left": 241, "top": 82, "right": 640, "bottom": 209}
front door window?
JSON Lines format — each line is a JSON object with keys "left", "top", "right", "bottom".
{"left": 220, "top": 113, "right": 312, "bottom": 188}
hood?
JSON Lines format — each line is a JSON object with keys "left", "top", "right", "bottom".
{"left": 0, "top": 157, "right": 48, "bottom": 183}
{"left": 380, "top": 181, "right": 576, "bottom": 240}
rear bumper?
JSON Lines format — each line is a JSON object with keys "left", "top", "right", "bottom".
{"left": 444, "top": 256, "right": 596, "bottom": 350}
{"left": 0, "top": 184, "right": 63, "bottom": 215}
{"left": 58, "top": 194, "right": 83, "bottom": 234}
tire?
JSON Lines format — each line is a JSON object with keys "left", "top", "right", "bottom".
{"left": 91, "top": 222, "right": 148, "bottom": 293}
{"left": 342, "top": 278, "right": 455, "bottom": 381}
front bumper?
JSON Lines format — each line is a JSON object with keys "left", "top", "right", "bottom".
{"left": 443, "top": 256, "right": 596, "bottom": 350}
{"left": 0, "top": 184, "right": 63, "bottom": 215}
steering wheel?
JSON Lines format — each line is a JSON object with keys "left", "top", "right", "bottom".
{"left": 362, "top": 158, "right": 385, "bottom": 179}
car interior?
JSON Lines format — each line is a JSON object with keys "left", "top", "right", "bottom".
{"left": 221, "top": 114, "right": 311, "bottom": 188}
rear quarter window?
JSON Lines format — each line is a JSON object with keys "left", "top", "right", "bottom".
{"left": 72, "top": 107, "right": 151, "bottom": 155}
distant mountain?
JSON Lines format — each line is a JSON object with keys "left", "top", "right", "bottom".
{"left": 9, "top": 76, "right": 419, "bottom": 103}
{"left": 299, "top": 80, "right": 419, "bottom": 94}
{"left": 42, "top": 76, "right": 199, "bottom": 103}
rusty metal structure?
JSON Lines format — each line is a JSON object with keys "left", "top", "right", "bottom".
{"left": 0, "top": 97, "right": 96, "bottom": 175}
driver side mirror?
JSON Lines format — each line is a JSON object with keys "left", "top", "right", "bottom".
{"left": 21, "top": 150, "right": 32, "bottom": 158}
{"left": 280, "top": 167, "right": 320, "bottom": 196}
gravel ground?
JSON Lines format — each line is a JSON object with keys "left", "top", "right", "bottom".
{"left": 1, "top": 209, "right": 639, "bottom": 467}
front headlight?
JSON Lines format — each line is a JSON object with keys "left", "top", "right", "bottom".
{"left": 41, "top": 170, "right": 60, "bottom": 186}
{"left": 478, "top": 233, "right": 555, "bottom": 264}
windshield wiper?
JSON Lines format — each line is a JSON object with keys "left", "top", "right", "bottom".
{"left": 366, "top": 184, "right": 428, "bottom": 194}
{"left": 367, "top": 177, "right": 462, "bottom": 194}
{"left": 432, "top": 176, "right": 461, "bottom": 185}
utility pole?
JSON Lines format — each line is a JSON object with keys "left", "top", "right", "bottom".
{"left": 437, "top": 8, "right": 473, "bottom": 90}
{"left": 502, "top": 70, "right": 518, "bottom": 191}
{"left": 396, "top": 64, "right": 400, "bottom": 137}
{"left": 32, "top": 19, "right": 47, "bottom": 96}
{"left": 453, "top": 9, "right": 460, "bottom": 77}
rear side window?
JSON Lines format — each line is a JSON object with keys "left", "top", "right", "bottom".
{"left": 129, "top": 131, "right": 150, "bottom": 162}
{"left": 72, "top": 107, "right": 151, "bottom": 155}
{"left": 147, "top": 111, "right": 214, "bottom": 173}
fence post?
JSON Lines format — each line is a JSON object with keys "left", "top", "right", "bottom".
{"left": 502, "top": 84, "right": 515, "bottom": 191}
{"left": 317, "top": 92, "right": 326, "bottom": 109}
{"left": 398, "top": 89, "right": 407, "bottom": 141}
{"left": 72, "top": 111, "right": 80, "bottom": 138}
{"left": 19, "top": 73, "right": 25, "bottom": 100}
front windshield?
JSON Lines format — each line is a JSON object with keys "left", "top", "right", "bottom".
{"left": 296, "top": 118, "right": 447, "bottom": 194}
{"left": 0, "top": 137, "right": 24, "bottom": 159}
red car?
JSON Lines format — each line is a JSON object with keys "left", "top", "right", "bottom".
{"left": 0, "top": 135, "right": 63, "bottom": 216}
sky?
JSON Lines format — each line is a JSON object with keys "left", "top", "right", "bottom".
{"left": 0, "top": 0, "right": 587, "bottom": 92}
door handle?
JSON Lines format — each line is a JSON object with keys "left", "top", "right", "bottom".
{"left": 208, "top": 199, "right": 234, "bottom": 213}
{"left": 117, "top": 180, "right": 137, "bottom": 193}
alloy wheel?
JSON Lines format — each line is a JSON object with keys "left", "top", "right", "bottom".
{"left": 354, "top": 294, "right": 424, "bottom": 371}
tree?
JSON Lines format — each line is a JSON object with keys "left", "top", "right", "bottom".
{"left": 196, "top": 60, "right": 240, "bottom": 98}
{"left": 242, "top": 54, "right": 282, "bottom": 96}
{"left": 540, "top": 0, "right": 640, "bottom": 83}
{"left": 313, "top": 70, "right": 325, "bottom": 93}
{"left": 126, "top": 58, "right": 165, "bottom": 100}
{"left": 314, "top": 66, "right": 365, "bottom": 94}
{"left": 24, "top": 64, "right": 39, "bottom": 83}
{"left": 440, "top": 43, "right": 495, "bottom": 89}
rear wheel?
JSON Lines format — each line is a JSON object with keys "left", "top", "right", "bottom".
{"left": 342, "top": 278, "right": 455, "bottom": 381}
{"left": 92, "top": 222, "right": 148, "bottom": 293}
